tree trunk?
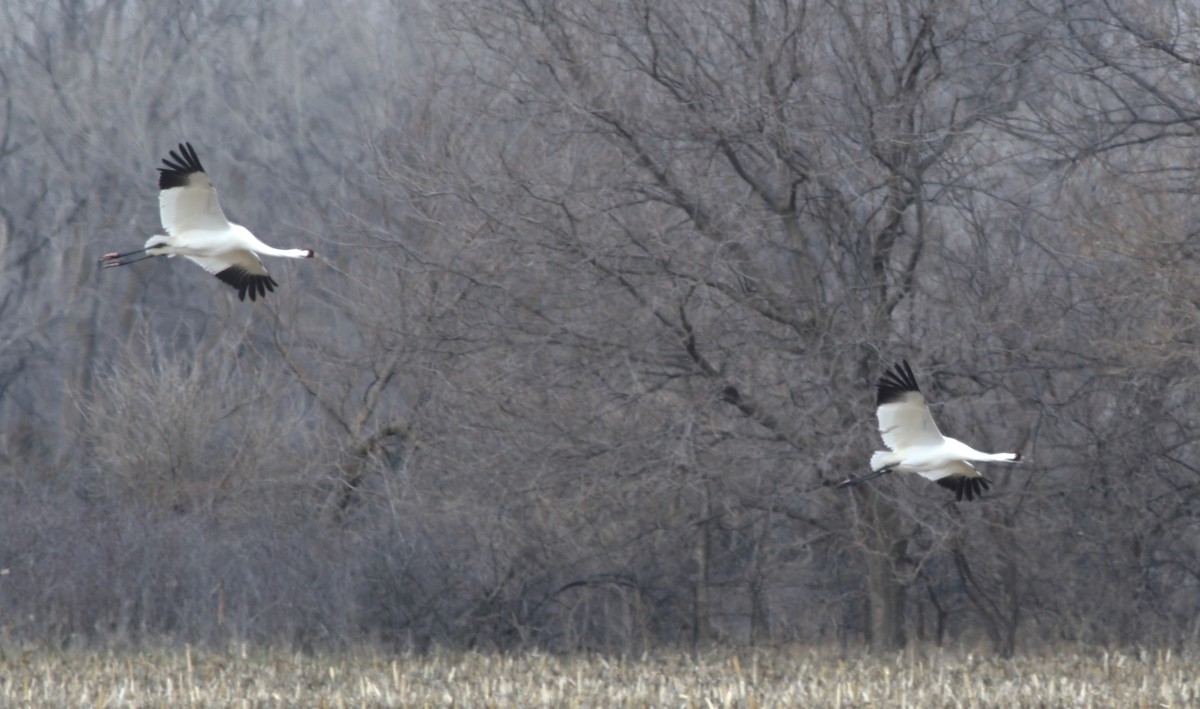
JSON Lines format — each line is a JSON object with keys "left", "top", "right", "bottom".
{"left": 865, "top": 488, "right": 907, "bottom": 651}
{"left": 692, "top": 488, "right": 713, "bottom": 651}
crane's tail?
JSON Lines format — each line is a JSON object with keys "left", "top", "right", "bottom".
{"left": 838, "top": 451, "right": 896, "bottom": 489}
{"left": 142, "top": 234, "right": 180, "bottom": 258}
{"left": 870, "top": 450, "right": 894, "bottom": 472}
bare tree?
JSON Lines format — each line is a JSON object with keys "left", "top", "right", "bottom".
{"left": 408, "top": 0, "right": 1064, "bottom": 650}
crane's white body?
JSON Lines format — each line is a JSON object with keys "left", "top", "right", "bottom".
{"left": 100, "top": 142, "right": 313, "bottom": 301}
{"left": 839, "top": 360, "right": 1022, "bottom": 501}
{"left": 143, "top": 224, "right": 310, "bottom": 281}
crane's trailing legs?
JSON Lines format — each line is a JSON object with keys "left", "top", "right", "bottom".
{"left": 99, "top": 249, "right": 153, "bottom": 267}
{"left": 837, "top": 466, "right": 896, "bottom": 488}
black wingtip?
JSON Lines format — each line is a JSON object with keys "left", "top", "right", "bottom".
{"left": 876, "top": 360, "right": 921, "bottom": 406}
{"left": 157, "top": 142, "right": 205, "bottom": 190}
{"left": 936, "top": 476, "right": 992, "bottom": 502}
{"left": 215, "top": 267, "right": 279, "bottom": 302}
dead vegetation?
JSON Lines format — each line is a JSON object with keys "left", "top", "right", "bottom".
{"left": 1, "top": 645, "right": 1196, "bottom": 707}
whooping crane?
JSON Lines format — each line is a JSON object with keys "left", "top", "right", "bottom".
{"left": 99, "top": 142, "right": 314, "bottom": 301}
{"left": 838, "top": 360, "right": 1022, "bottom": 501}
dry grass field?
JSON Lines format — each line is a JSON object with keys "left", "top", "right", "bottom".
{"left": 0, "top": 644, "right": 1196, "bottom": 707}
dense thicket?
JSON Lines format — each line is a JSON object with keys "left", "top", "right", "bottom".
{"left": 2, "top": 0, "right": 1200, "bottom": 655}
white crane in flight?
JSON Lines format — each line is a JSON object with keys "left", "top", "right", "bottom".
{"left": 838, "top": 360, "right": 1022, "bottom": 501}
{"left": 100, "top": 142, "right": 314, "bottom": 301}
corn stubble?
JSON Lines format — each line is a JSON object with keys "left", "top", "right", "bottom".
{"left": 0, "top": 645, "right": 1195, "bottom": 707}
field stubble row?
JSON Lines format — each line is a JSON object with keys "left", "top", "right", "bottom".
{"left": 0, "top": 644, "right": 1194, "bottom": 707}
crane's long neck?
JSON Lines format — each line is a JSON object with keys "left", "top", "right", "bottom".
{"left": 257, "top": 246, "right": 314, "bottom": 259}
{"left": 235, "top": 225, "right": 314, "bottom": 259}
{"left": 948, "top": 439, "right": 1021, "bottom": 463}
{"left": 969, "top": 449, "right": 1022, "bottom": 463}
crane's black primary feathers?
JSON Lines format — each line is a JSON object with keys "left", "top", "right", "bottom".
{"left": 876, "top": 359, "right": 921, "bottom": 406}
{"left": 937, "top": 475, "right": 991, "bottom": 502}
{"left": 158, "top": 142, "right": 205, "bottom": 190}
{"left": 215, "top": 267, "right": 277, "bottom": 302}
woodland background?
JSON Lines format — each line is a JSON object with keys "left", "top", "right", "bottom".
{"left": 2, "top": 0, "right": 1199, "bottom": 657}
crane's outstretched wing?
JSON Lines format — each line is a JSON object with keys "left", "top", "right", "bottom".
{"left": 158, "top": 142, "right": 231, "bottom": 235}
{"left": 876, "top": 360, "right": 945, "bottom": 451}
{"left": 183, "top": 252, "right": 278, "bottom": 302}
